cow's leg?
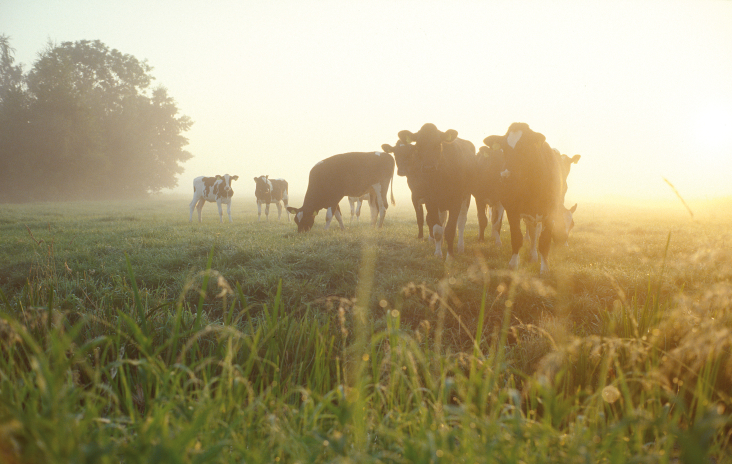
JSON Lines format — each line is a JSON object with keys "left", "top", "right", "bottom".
{"left": 425, "top": 203, "right": 441, "bottom": 257}
{"left": 373, "top": 184, "right": 387, "bottom": 228}
{"left": 265, "top": 202, "right": 271, "bottom": 220}
{"left": 476, "top": 198, "right": 488, "bottom": 242}
{"left": 283, "top": 196, "right": 290, "bottom": 221}
{"left": 189, "top": 196, "right": 198, "bottom": 222}
{"left": 443, "top": 205, "right": 462, "bottom": 259}
{"left": 412, "top": 194, "right": 424, "bottom": 239}
{"left": 491, "top": 204, "right": 504, "bottom": 248}
{"left": 276, "top": 201, "right": 283, "bottom": 220}
{"left": 538, "top": 219, "right": 552, "bottom": 274}
{"left": 325, "top": 207, "right": 334, "bottom": 229}
{"left": 257, "top": 200, "right": 262, "bottom": 220}
{"left": 524, "top": 217, "right": 540, "bottom": 263}
{"left": 226, "top": 201, "right": 233, "bottom": 223}
{"left": 456, "top": 195, "right": 470, "bottom": 254}
{"left": 507, "top": 210, "right": 523, "bottom": 270}
{"left": 331, "top": 204, "right": 346, "bottom": 230}
{"left": 217, "top": 200, "right": 224, "bottom": 223}
{"left": 349, "top": 198, "right": 357, "bottom": 223}
{"left": 196, "top": 199, "right": 206, "bottom": 223}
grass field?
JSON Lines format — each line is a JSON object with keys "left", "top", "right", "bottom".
{"left": 1, "top": 194, "right": 731, "bottom": 463}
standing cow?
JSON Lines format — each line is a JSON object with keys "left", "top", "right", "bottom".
{"left": 381, "top": 141, "right": 429, "bottom": 239}
{"left": 396, "top": 124, "right": 476, "bottom": 259}
{"left": 253, "top": 175, "right": 290, "bottom": 221}
{"left": 189, "top": 174, "right": 239, "bottom": 223}
{"left": 286, "top": 151, "right": 395, "bottom": 232}
{"left": 486, "top": 123, "right": 569, "bottom": 273}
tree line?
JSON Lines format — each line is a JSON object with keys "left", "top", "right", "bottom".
{"left": 0, "top": 36, "right": 192, "bottom": 202}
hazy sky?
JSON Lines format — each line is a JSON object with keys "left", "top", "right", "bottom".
{"left": 3, "top": 0, "right": 731, "bottom": 204}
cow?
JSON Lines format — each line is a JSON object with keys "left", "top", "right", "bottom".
{"left": 473, "top": 140, "right": 507, "bottom": 247}
{"left": 381, "top": 141, "right": 429, "bottom": 239}
{"left": 286, "top": 151, "right": 395, "bottom": 232}
{"left": 189, "top": 174, "right": 239, "bottom": 223}
{"left": 475, "top": 141, "right": 581, "bottom": 256}
{"left": 396, "top": 124, "right": 477, "bottom": 259}
{"left": 484, "top": 122, "right": 570, "bottom": 273}
{"left": 253, "top": 175, "right": 290, "bottom": 221}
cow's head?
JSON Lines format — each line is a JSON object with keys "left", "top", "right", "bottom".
{"left": 254, "top": 175, "right": 271, "bottom": 196}
{"left": 478, "top": 135, "right": 507, "bottom": 173}
{"left": 286, "top": 206, "right": 317, "bottom": 232}
{"left": 215, "top": 174, "right": 239, "bottom": 197}
{"left": 560, "top": 154, "right": 581, "bottom": 178}
{"left": 381, "top": 141, "right": 417, "bottom": 177}
{"left": 398, "top": 123, "right": 458, "bottom": 172}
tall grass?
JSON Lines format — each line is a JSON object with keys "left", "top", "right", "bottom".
{"left": 0, "top": 196, "right": 731, "bottom": 462}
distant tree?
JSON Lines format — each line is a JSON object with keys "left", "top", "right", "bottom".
{"left": 0, "top": 38, "right": 192, "bottom": 201}
{"left": 0, "top": 35, "right": 32, "bottom": 198}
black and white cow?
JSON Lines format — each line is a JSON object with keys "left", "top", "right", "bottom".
{"left": 253, "top": 175, "right": 290, "bottom": 221}
{"left": 286, "top": 151, "right": 395, "bottom": 232}
{"left": 396, "top": 124, "right": 477, "bottom": 259}
{"left": 189, "top": 174, "right": 239, "bottom": 223}
{"left": 485, "top": 123, "right": 570, "bottom": 273}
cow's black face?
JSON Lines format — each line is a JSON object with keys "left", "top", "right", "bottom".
{"left": 398, "top": 124, "right": 458, "bottom": 173}
{"left": 218, "top": 174, "right": 238, "bottom": 198}
{"left": 382, "top": 142, "right": 416, "bottom": 177}
{"left": 254, "top": 176, "right": 271, "bottom": 198}
{"left": 287, "top": 206, "right": 315, "bottom": 232}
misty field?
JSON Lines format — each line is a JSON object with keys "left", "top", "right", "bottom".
{"left": 1, "top": 194, "right": 731, "bottom": 463}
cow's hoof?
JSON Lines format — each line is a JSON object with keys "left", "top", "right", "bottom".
{"left": 508, "top": 254, "right": 520, "bottom": 270}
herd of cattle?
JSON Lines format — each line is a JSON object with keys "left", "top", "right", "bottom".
{"left": 188, "top": 122, "right": 580, "bottom": 273}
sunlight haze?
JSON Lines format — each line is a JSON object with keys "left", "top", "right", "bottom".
{"left": 3, "top": 0, "right": 731, "bottom": 206}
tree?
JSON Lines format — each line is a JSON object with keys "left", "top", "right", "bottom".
{"left": 0, "top": 38, "right": 192, "bottom": 201}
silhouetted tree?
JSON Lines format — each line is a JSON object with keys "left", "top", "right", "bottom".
{"left": 0, "top": 38, "right": 192, "bottom": 201}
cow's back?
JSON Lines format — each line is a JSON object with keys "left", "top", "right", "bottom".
{"left": 305, "top": 152, "right": 393, "bottom": 208}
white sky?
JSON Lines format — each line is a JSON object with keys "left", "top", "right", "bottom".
{"left": 2, "top": 0, "right": 732, "bottom": 205}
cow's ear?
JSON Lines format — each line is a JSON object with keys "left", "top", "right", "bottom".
{"left": 485, "top": 135, "right": 507, "bottom": 151}
{"left": 312, "top": 211, "right": 318, "bottom": 218}
{"left": 253, "top": 177, "right": 257, "bottom": 182}
{"left": 286, "top": 206, "right": 299, "bottom": 214}
{"left": 571, "top": 155, "right": 581, "bottom": 164}
{"left": 265, "top": 175, "right": 269, "bottom": 179}
{"left": 398, "top": 130, "right": 415, "bottom": 144}
{"left": 478, "top": 146, "right": 489, "bottom": 157}
{"left": 569, "top": 203, "right": 577, "bottom": 213}
{"left": 232, "top": 175, "right": 239, "bottom": 180}
{"left": 381, "top": 144, "right": 394, "bottom": 154}
{"left": 443, "top": 129, "right": 458, "bottom": 143}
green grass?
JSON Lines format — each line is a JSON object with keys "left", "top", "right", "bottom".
{"left": 0, "top": 194, "right": 731, "bottom": 463}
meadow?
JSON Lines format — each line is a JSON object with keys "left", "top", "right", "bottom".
{"left": 1, "top": 194, "right": 731, "bottom": 463}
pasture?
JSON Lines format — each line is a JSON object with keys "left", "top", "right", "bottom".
{"left": 1, "top": 194, "right": 731, "bottom": 463}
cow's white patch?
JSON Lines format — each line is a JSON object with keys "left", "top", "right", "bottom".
{"left": 509, "top": 253, "right": 520, "bottom": 270}
{"left": 374, "top": 151, "right": 383, "bottom": 156}
{"left": 507, "top": 130, "right": 522, "bottom": 149}
{"left": 540, "top": 255, "right": 549, "bottom": 274}
{"left": 501, "top": 169, "right": 511, "bottom": 178}
{"left": 315, "top": 160, "right": 324, "bottom": 166}
{"left": 433, "top": 224, "right": 444, "bottom": 258}
{"left": 296, "top": 211, "right": 303, "bottom": 222}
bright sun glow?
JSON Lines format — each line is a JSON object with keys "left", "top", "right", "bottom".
{"left": 694, "top": 104, "right": 732, "bottom": 150}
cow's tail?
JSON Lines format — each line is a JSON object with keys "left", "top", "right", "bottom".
{"left": 389, "top": 173, "right": 396, "bottom": 206}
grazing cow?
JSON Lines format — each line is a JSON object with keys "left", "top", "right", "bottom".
{"left": 189, "top": 174, "right": 239, "bottom": 223}
{"left": 486, "top": 122, "right": 570, "bottom": 273}
{"left": 253, "top": 175, "right": 290, "bottom": 221}
{"left": 396, "top": 124, "right": 477, "bottom": 258}
{"left": 382, "top": 141, "right": 432, "bottom": 240}
{"left": 286, "top": 151, "right": 395, "bottom": 232}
